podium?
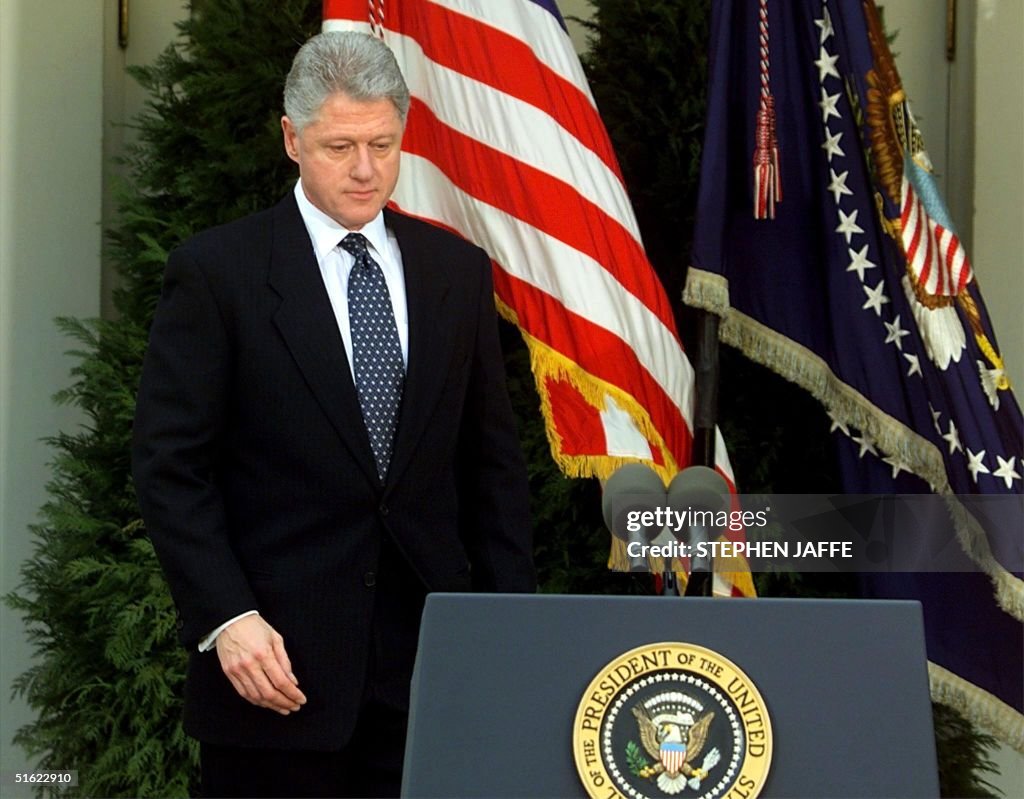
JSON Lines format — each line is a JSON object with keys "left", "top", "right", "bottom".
{"left": 402, "top": 594, "right": 938, "bottom": 798}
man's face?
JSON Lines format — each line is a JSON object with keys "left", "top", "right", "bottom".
{"left": 282, "top": 92, "right": 403, "bottom": 231}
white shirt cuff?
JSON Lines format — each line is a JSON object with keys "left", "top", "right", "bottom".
{"left": 198, "top": 610, "right": 259, "bottom": 652}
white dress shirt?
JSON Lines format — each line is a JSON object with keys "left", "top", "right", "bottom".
{"left": 293, "top": 179, "right": 409, "bottom": 374}
{"left": 198, "top": 181, "right": 410, "bottom": 652}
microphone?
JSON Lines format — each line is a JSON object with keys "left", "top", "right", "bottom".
{"left": 601, "top": 463, "right": 667, "bottom": 572}
{"left": 666, "top": 466, "right": 730, "bottom": 594}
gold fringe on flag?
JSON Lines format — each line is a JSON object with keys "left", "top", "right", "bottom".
{"left": 684, "top": 267, "right": 1024, "bottom": 619}
{"left": 495, "top": 295, "right": 756, "bottom": 596}
{"left": 495, "top": 296, "right": 679, "bottom": 485}
{"left": 684, "top": 265, "right": 1024, "bottom": 743}
{"left": 929, "top": 662, "right": 1024, "bottom": 754}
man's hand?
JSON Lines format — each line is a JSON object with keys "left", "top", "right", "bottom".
{"left": 215, "top": 614, "right": 307, "bottom": 714}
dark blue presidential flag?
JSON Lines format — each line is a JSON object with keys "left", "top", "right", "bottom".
{"left": 686, "top": 0, "right": 1023, "bottom": 749}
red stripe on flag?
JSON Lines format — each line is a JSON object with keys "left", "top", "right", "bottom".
{"left": 900, "top": 186, "right": 913, "bottom": 227}
{"left": 906, "top": 201, "right": 927, "bottom": 286}
{"left": 493, "top": 267, "right": 692, "bottom": 466}
{"left": 543, "top": 376, "right": 607, "bottom": 455}
{"left": 955, "top": 242, "right": 972, "bottom": 293}
{"left": 937, "top": 224, "right": 967, "bottom": 296}
{"left": 927, "top": 218, "right": 942, "bottom": 294}
{"left": 943, "top": 231, "right": 957, "bottom": 282}
{"left": 323, "top": 0, "right": 367, "bottom": 21}
{"left": 903, "top": 203, "right": 920, "bottom": 264}
{"left": 402, "top": 98, "right": 678, "bottom": 330}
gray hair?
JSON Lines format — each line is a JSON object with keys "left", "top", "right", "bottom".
{"left": 283, "top": 32, "right": 410, "bottom": 130}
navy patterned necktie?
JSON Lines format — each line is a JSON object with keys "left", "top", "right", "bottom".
{"left": 340, "top": 232, "right": 405, "bottom": 480}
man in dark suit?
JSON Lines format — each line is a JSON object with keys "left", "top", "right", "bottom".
{"left": 132, "top": 31, "right": 535, "bottom": 798}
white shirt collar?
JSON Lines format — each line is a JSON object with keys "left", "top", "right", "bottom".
{"left": 292, "top": 179, "right": 390, "bottom": 262}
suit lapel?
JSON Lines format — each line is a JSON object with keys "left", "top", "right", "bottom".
{"left": 267, "top": 195, "right": 380, "bottom": 486}
{"left": 385, "top": 208, "right": 455, "bottom": 489}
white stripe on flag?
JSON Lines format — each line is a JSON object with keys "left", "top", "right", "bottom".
{"left": 322, "top": 18, "right": 372, "bottom": 34}
{"left": 601, "top": 396, "right": 655, "bottom": 459}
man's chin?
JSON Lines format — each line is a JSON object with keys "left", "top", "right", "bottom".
{"left": 333, "top": 211, "right": 378, "bottom": 231}
{"left": 332, "top": 201, "right": 382, "bottom": 230}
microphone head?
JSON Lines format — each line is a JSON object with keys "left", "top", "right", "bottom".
{"left": 601, "top": 463, "right": 666, "bottom": 543}
{"left": 666, "top": 466, "right": 730, "bottom": 514}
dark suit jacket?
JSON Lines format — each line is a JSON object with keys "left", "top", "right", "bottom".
{"left": 131, "top": 193, "right": 535, "bottom": 750}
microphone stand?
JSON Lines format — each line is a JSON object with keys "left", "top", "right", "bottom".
{"left": 682, "top": 311, "right": 719, "bottom": 597}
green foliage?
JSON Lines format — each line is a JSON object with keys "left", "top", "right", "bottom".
{"left": 933, "top": 703, "right": 1002, "bottom": 798}
{"left": 5, "top": 315, "right": 188, "bottom": 798}
{"left": 624, "top": 739, "right": 651, "bottom": 776}
{"left": 5, "top": 2, "right": 322, "bottom": 796}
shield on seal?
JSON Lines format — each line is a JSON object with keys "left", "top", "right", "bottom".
{"left": 660, "top": 741, "right": 687, "bottom": 775}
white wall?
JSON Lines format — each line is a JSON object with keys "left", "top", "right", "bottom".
{"left": 1, "top": 0, "right": 105, "bottom": 779}
{"left": 973, "top": 0, "right": 1023, "bottom": 389}
{"left": 877, "top": 1, "right": 953, "bottom": 201}
{"left": 975, "top": 4, "right": 1024, "bottom": 797}
{"left": 1, "top": 0, "right": 188, "bottom": 781}
{"left": 559, "top": 0, "right": 593, "bottom": 54}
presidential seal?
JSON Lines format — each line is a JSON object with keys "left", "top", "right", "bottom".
{"left": 573, "top": 643, "right": 772, "bottom": 799}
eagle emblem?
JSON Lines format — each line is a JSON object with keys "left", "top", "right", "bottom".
{"left": 574, "top": 643, "right": 770, "bottom": 799}
{"left": 862, "top": 1, "right": 1009, "bottom": 396}
{"left": 631, "top": 693, "right": 721, "bottom": 795}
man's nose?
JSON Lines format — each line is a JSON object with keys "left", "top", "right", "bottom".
{"left": 350, "top": 146, "right": 374, "bottom": 181}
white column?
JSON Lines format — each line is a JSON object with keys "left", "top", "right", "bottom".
{"left": 1, "top": 0, "right": 105, "bottom": 780}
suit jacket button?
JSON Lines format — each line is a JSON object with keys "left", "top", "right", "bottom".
{"left": 378, "top": 503, "right": 389, "bottom": 516}
{"left": 364, "top": 571, "right": 377, "bottom": 587}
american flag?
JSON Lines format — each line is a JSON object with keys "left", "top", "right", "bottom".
{"left": 901, "top": 175, "right": 972, "bottom": 298}
{"left": 322, "top": 0, "right": 753, "bottom": 595}
{"left": 686, "top": 0, "right": 1022, "bottom": 748}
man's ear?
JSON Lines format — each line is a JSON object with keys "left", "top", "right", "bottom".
{"left": 281, "top": 116, "right": 300, "bottom": 163}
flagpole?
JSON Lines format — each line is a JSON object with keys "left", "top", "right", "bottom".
{"left": 682, "top": 309, "right": 719, "bottom": 596}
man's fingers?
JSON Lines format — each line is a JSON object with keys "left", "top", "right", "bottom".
{"left": 226, "top": 667, "right": 261, "bottom": 705}
{"left": 263, "top": 650, "right": 307, "bottom": 706}
{"left": 227, "top": 659, "right": 291, "bottom": 713}
{"left": 249, "top": 667, "right": 295, "bottom": 713}
{"left": 225, "top": 672, "right": 252, "bottom": 703}
{"left": 271, "top": 634, "right": 299, "bottom": 686}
